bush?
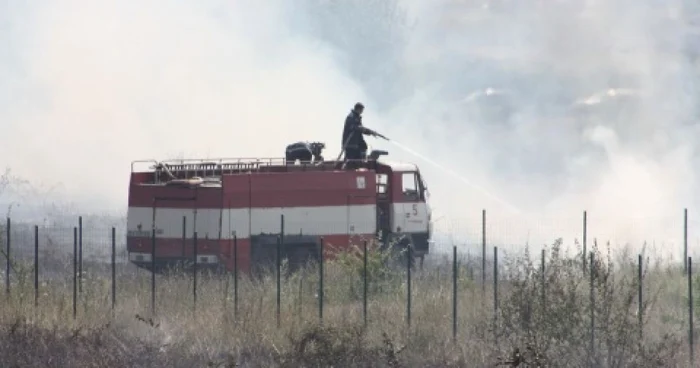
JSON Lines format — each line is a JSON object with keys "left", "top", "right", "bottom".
{"left": 333, "top": 240, "right": 405, "bottom": 300}
{"left": 489, "top": 239, "right": 684, "bottom": 367}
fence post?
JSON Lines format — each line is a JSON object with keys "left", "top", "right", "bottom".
{"left": 685, "top": 209, "right": 689, "bottom": 275}
{"left": 277, "top": 214, "right": 284, "bottom": 328}
{"left": 79, "top": 216, "right": 83, "bottom": 293}
{"left": 583, "top": 211, "right": 587, "bottom": 273}
{"left": 590, "top": 251, "right": 596, "bottom": 366}
{"left": 363, "top": 240, "right": 368, "bottom": 327}
{"left": 151, "top": 227, "right": 156, "bottom": 317}
{"left": 452, "top": 244, "right": 457, "bottom": 342}
{"left": 407, "top": 242, "right": 412, "bottom": 328}
{"left": 111, "top": 227, "right": 116, "bottom": 317}
{"left": 493, "top": 246, "right": 498, "bottom": 332}
{"left": 193, "top": 231, "right": 198, "bottom": 314}
{"left": 638, "top": 254, "right": 642, "bottom": 339}
{"left": 5, "top": 217, "right": 10, "bottom": 297}
{"left": 234, "top": 233, "right": 238, "bottom": 321}
{"left": 319, "top": 237, "right": 324, "bottom": 323}
{"left": 34, "top": 225, "right": 38, "bottom": 309}
{"left": 689, "top": 256, "right": 694, "bottom": 366}
{"left": 482, "top": 209, "right": 486, "bottom": 294}
{"left": 280, "top": 214, "right": 285, "bottom": 245}
{"left": 276, "top": 235, "right": 281, "bottom": 329}
{"left": 73, "top": 227, "right": 77, "bottom": 319}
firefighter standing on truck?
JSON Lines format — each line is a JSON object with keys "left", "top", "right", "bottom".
{"left": 341, "top": 102, "right": 380, "bottom": 163}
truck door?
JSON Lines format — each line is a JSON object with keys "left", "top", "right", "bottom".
{"left": 375, "top": 173, "right": 391, "bottom": 238}
{"left": 347, "top": 174, "right": 376, "bottom": 248}
{"left": 399, "top": 172, "right": 426, "bottom": 233}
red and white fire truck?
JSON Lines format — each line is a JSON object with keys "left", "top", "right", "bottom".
{"left": 126, "top": 146, "right": 432, "bottom": 274}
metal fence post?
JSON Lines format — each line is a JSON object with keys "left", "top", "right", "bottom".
{"left": 363, "top": 240, "right": 368, "bottom": 327}
{"left": 280, "top": 214, "right": 285, "bottom": 245}
{"left": 452, "top": 245, "right": 457, "bottom": 342}
{"left": 79, "top": 216, "right": 83, "bottom": 293}
{"left": 277, "top": 235, "right": 281, "bottom": 329}
{"left": 193, "top": 231, "right": 198, "bottom": 314}
{"left": 278, "top": 215, "right": 284, "bottom": 328}
{"left": 685, "top": 209, "right": 689, "bottom": 275}
{"left": 493, "top": 246, "right": 498, "bottom": 328}
{"left": 689, "top": 256, "right": 694, "bottom": 366}
{"left": 73, "top": 227, "right": 77, "bottom": 319}
{"left": 638, "top": 254, "right": 642, "bottom": 339}
{"left": 111, "top": 227, "right": 116, "bottom": 317}
{"left": 151, "top": 228, "right": 156, "bottom": 317}
{"left": 234, "top": 233, "right": 238, "bottom": 321}
{"left": 34, "top": 225, "right": 38, "bottom": 309}
{"left": 5, "top": 217, "right": 10, "bottom": 297}
{"left": 407, "top": 242, "right": 412, "bottom": 327}
{"left": 590, "top": 251, "right": 596, "bottom": 366}
{"left": 482, "top": 209, "right": 486, "bottom": 294}
{"left": 583, "top": 211, "right": 587, "bottom": 273}
{"left": 319, "top": 237, "right": 324, "bottom": 323}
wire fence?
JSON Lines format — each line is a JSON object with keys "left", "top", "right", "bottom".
{"left": 0, "top": 210, "right": 699, "bottom": 366}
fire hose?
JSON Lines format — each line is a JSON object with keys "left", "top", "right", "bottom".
{"left": 336, "top": 129, "right": 389, "bottom": 161}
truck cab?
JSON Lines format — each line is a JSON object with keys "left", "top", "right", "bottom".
{"left": 374, "top": 160, "right": 432, "bottom": 259}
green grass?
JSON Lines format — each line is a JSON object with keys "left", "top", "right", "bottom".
{"left": 0, "top": 238, "right": 697, "bottom": 367}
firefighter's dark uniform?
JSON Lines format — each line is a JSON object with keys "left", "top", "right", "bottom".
{"left": 342, "top": 107, "right": 374, "bottom": 162}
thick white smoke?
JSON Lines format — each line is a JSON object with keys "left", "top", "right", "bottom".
{"left": 0, "top": 0, "right": 367, "bottom": 210}
{"left": 1, "top": 0, "right": 699, "bottom": 260}
{"left": 369, "top": 0, "right": 700, "bottom": 260}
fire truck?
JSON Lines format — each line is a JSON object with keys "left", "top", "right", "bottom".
{"left": 126, "top": 145, "right": 432, "bottom": 274}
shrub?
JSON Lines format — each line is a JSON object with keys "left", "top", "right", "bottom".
{"left": 489, "top": 239, "right": 684, "bottom": 367}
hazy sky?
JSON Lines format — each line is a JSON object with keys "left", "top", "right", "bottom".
{"left": 2, "top": 0, "right": 700, "bottom": 258}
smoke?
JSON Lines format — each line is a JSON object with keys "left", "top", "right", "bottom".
{"left": 0, "top": 0, "right": 368, "bottom": 210}
{"left": 368, "top": 0, "right": 700, "bottom": 260}
{"left": 2, "top": 0, "right": 700, "bottom": 259}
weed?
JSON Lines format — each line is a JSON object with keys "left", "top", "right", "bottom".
{"left": 0, "top": 237, "right": 694, "bottom": 367}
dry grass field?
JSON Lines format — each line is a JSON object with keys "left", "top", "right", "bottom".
{"left": 0, "top": 239, "right": 696, "bottom": 367}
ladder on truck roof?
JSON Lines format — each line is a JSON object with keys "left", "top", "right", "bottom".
{"left": 132, "top": 157, "right": 284, "bottom": 170}
{"left": 132, "top": 158, "right": 290, "bottom": 176}
{"left": 131, "top": 157, "right": 377, "bottom": 182}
